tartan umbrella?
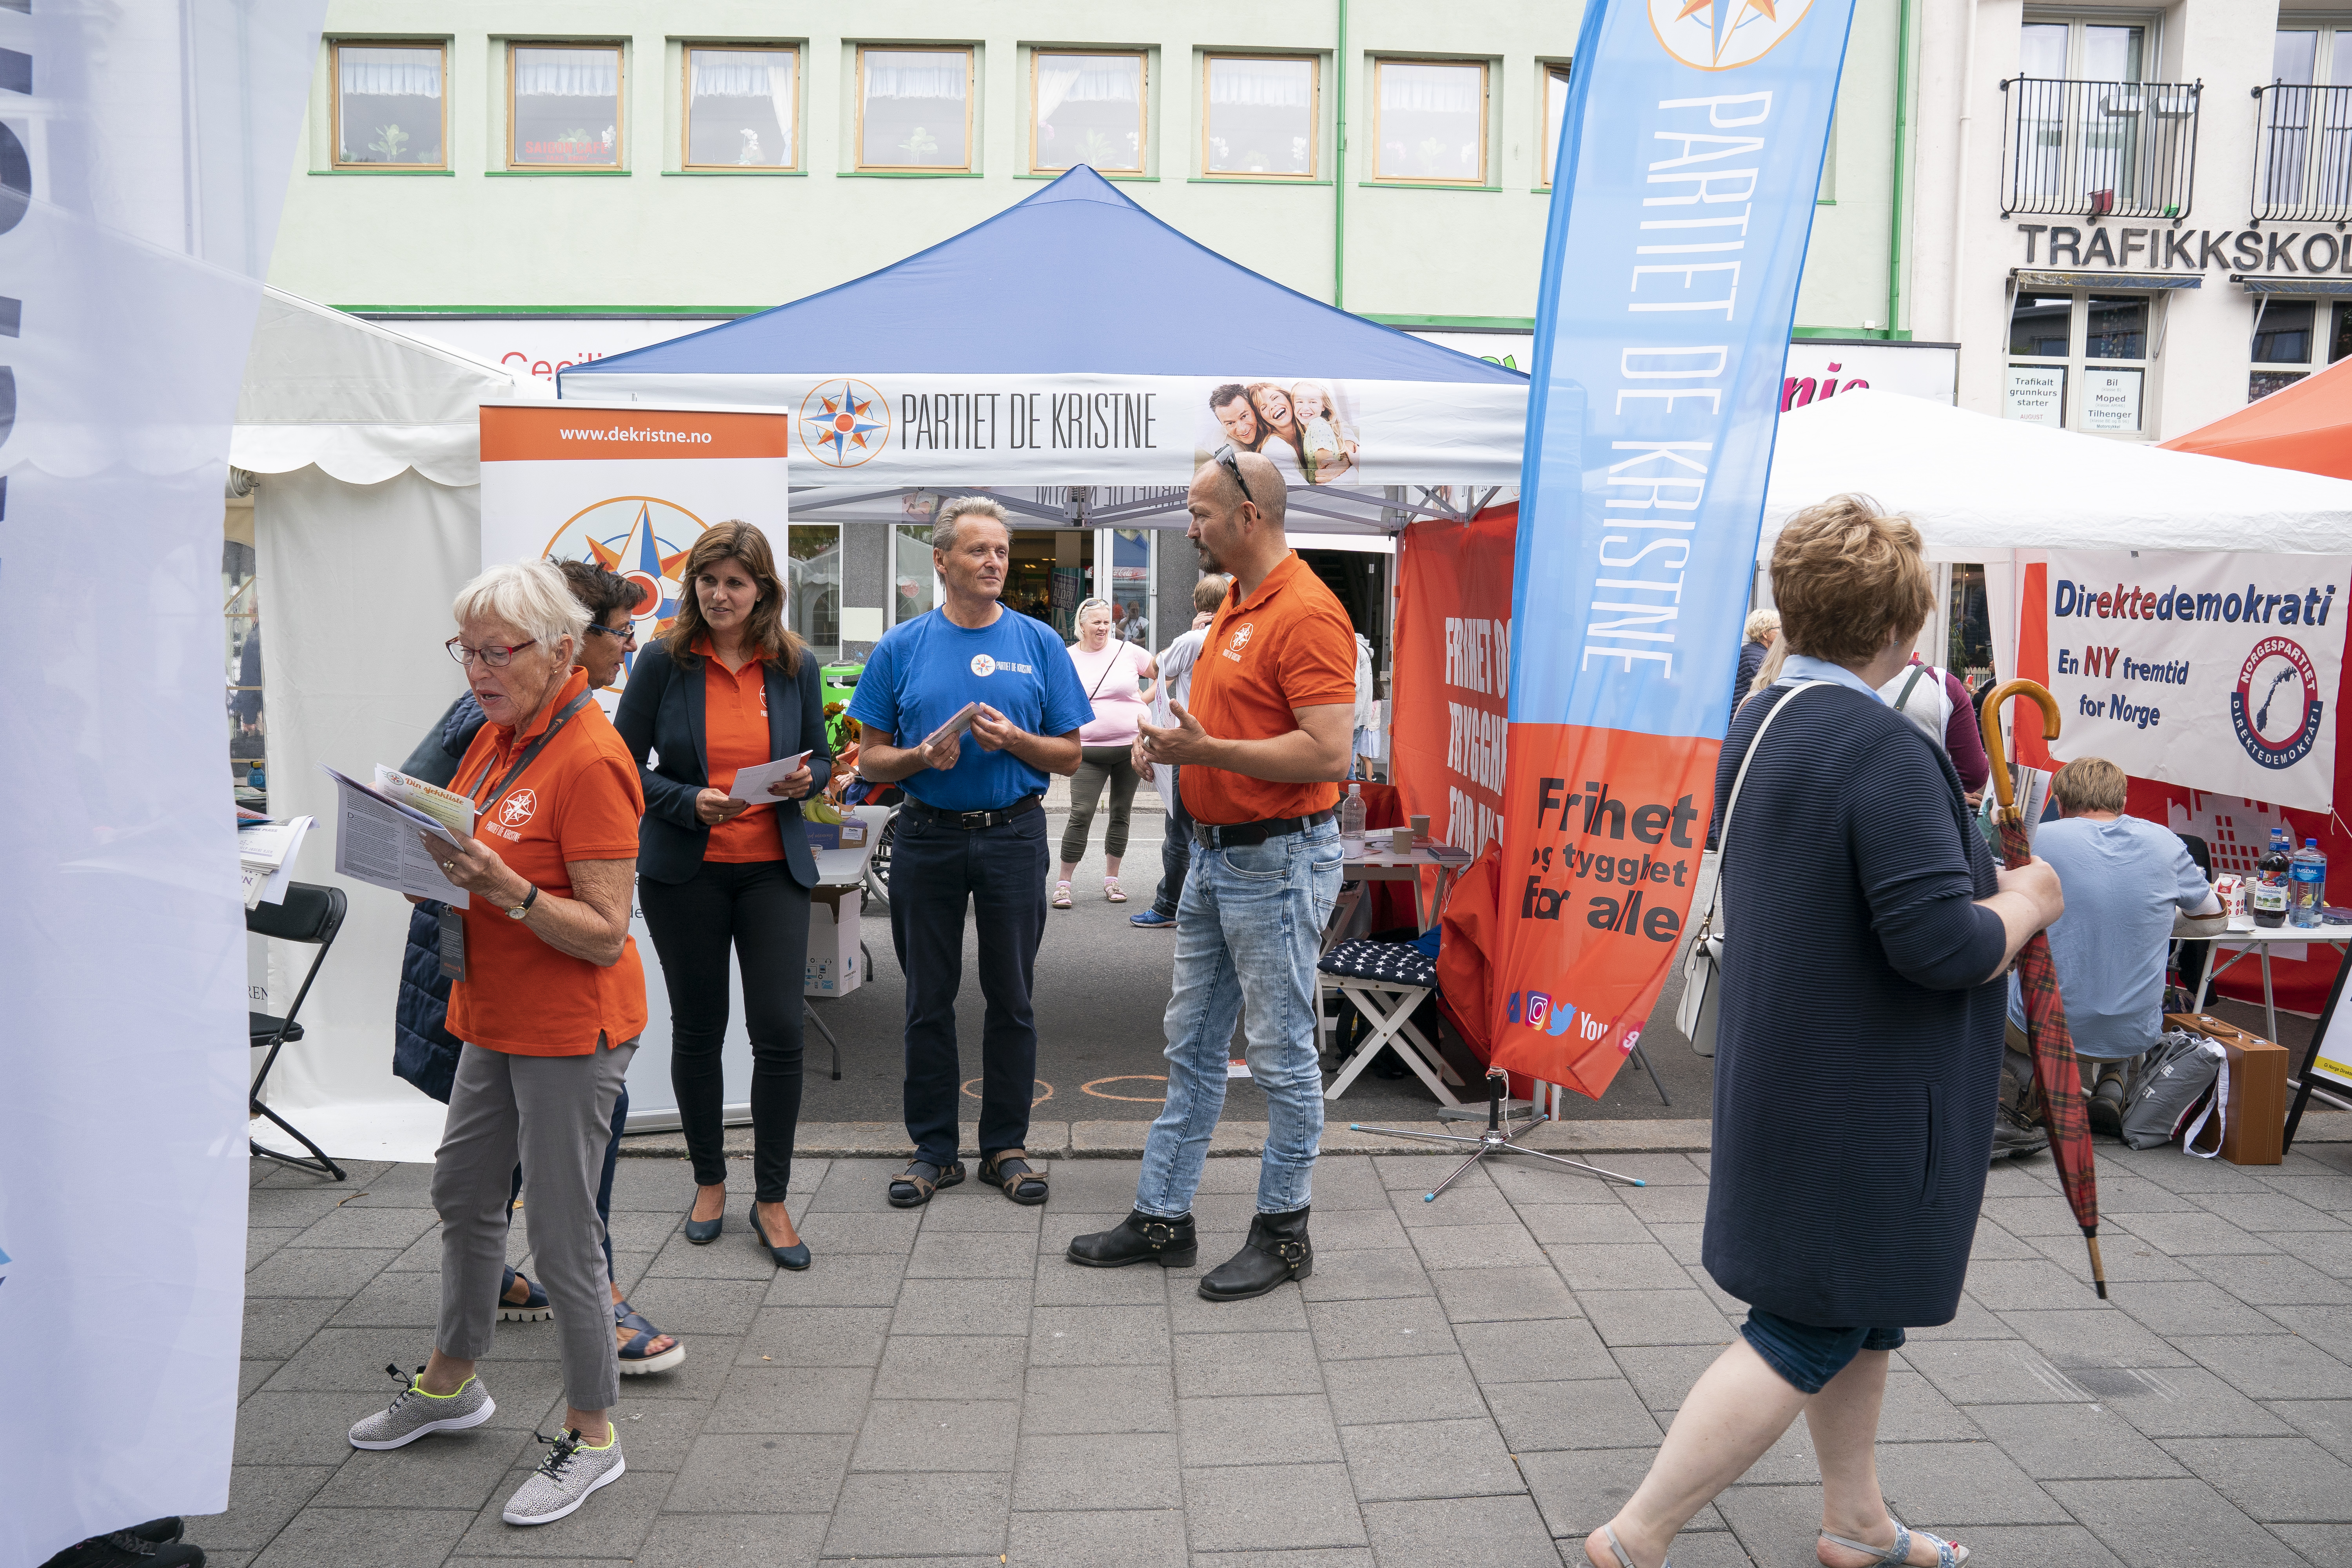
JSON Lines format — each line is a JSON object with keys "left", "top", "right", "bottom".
{"left": 1981, "top": 680, "right": 2107, "bottom": 1298}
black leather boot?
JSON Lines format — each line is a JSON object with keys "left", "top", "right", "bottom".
{"left": 1198, "top": 1207, "right": 1312, "bottom": 1301}
{"left": 1066, "top": 1209, "right": 1198, "bottom": 1269}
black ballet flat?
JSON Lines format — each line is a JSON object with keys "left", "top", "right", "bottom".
{"left": 748, "top": 1203, "right": 811, "bottom": 1270}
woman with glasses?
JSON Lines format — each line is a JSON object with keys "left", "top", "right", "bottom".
{"left": 347, "top": 561, "right": 648, "bottom": 1527}
{"left": 392, "top": 558, "right": 682, "bottom": 1376}
{"left": 613, "top": 521, "right": 832, "bottom": 1270}
{"left": 1054, "top": 595, "right": 1157, "bottom": 908}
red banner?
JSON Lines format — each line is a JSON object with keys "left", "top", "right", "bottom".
{"left": 1392, "top": 506, "right": 1517, "bottom": 862}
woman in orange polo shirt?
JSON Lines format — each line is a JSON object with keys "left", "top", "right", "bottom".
{"left": 613, "top": 522, "right": 832, "bottom": 1271}
{"left": 345, "top": 561, "right": 647, "bottom": 1527}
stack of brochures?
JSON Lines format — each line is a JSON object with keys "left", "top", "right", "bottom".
{"left": 237, "top": 815, "right": 314, "bottom": 909}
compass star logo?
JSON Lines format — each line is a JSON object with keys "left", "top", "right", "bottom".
{"left": 541, "top": 496, "right": 707, "bottom": 703}
{"left": 799, "top": 379, "right": 892, "bottom": 467}
{"left": 1649, "top": 0, "right": 1814, "bottom": 71}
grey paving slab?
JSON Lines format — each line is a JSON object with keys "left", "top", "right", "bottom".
{"left": 848, "top": 1398, "right": 1022, "bottom": 1472}
{"left": 2042, "top": 1478, "right": 2285, "bottom": 1567}
{"left": 1873, "top": 1440, "right": 2074, "bottom": 1524}
{"left": 2185, "top": 1252, "right": 2352, "bottom": 1304}
{"left": 249, "top": 1506, "right": 476, "bottom": 1568}
{"left": 1520, "top": 1448, "right": 1723, "bottom": 1540}
{"left": 1429, "top": 1264, "right": 1581, "bottom": 1323}
{"left": 1297, "top": 1249, "right": 1441, "bottom": 1303}
{"left": 1168, "top": 1274, "right": 1311, "bottom": 1332}
{"left": 1178, "top": 1392, "right": 1345, "bottom": 1466}
{"left": 1548, "top": 1241, "right": 1699, "bottom": 1292}
{"left": 1181, "top": 1463, "right": 1367, "bottom": 1552}
{"left": 1336, "top": 1416, "right": 1526, "bottom": 1501}
{"left": 735, "top": 1305, "right": 894, "bottom": 1367}
{"left": 662, "top": 1433, "right": 852, "bottom": 1512}
{"left": 1023, "top": 1364, "right": 1177, "bottom": 1434}
{"left": 1029, "top": 1303, "right": 1174, "bottom": 1365}
{"left": 889, "top": 1278, "right": 1034, "bottom": 1336}
{"left": 2172, "top": 1333, "right": 2352, "bottom": 1399}
{"left": 1002, "top": 1508, "right": 1189, "bottom": 1568}
{"left": 1915, "top": 1524, "right": 2128, "bottom": 1568}
{"left": 821, "top": 1471, "right": 1009, "bottom": 1557}
{"left": 2156, "top": 1436, "right": 2352, "bottom": 1522}
{"left": 1174, "top": 1329, "right": 1326, "bottom": 1398}
{"left": 1304, "top": 1296, "right": 1458, "bottom": 1360}
{"left": 1962, "top": 1401, "right": 2189, "bottom": 1479}
{"left": 1483, "top": 1379, "right": 1666, "bottom": 1453}
{"left": 701, "top": 1366, "right": 875, "bottom": 1434}
{"left": 1010, "top": 1431, "right": 1183, "bottom": 1512}
{"left": 1390, "top": 1189, "right": 1524, "bottom": 1229}
{"left": 1320, "top": 1352, "right": 1493, "bottom": 1425}
{"left": 2269, "top": 1398, "right": 2352, "bottom": 1463}
{"left": 1360, "top": 1495, "right": 1564, "bottom": 1568}
{"left": 2089, "top": 1365, "right": 2298, "bottom": 1440}
{"left": 625, "top": 1514, "right": 828, "bottom": 1568}
{"left": 1405, "top": 1221, "right": 1551, "bottom": 1270}
{"left": 1995, "top": 1307, "right": 2197, "bottom": 1368}
{"left": 871, "top": 1332, "right": 1028, "bottom": 1399}
{"left": 1519, "top": 1205, "right": 1657, "bottom": 1248}
{"left": 1456, "top": 1316, "right": 1620, "bottom": 1383}
{"left": 1579, "top": 1289, "right": 1738, "bottom": 1348}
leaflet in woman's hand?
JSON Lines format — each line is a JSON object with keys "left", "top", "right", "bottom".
{"left": 375, "top": 765, "right": 476, "bottom": 837}
{"left": 728, "top": 751, "right": 811, "bottom": 803}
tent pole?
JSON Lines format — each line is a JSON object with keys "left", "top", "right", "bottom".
{"left": 1334, "top": 0, "right": 1349, "bottom": 309}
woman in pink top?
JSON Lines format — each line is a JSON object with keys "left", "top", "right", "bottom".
{"left": 1056, "top": 597, "right": 1158, "bottom": 907}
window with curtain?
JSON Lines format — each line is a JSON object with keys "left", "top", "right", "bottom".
{"left": 789, "top": 524, "right": 843, "bottom": 662}
{"left": 334, "top": 42, "right": 446, "bottom": 168}
{"left": 508, "top": 44, "right": 622, "bottom": 167}
{"left": 1032, "top": 51, "right": 1144, "bottom": 174}
{"left": 1374, "top": 59, "right": 1486, "bottom": 183}
{"left": 684, "top": 45, "right": 795, "bottom": 169}
{"left": 1539, "top": 64, "right": 1570, "bottom": 188}
{"left": 859, "top": 47, "right": 971, "bottom": 170}
{"left": 1203, "top": 55, "right": 1316, "bottom": 177}
{"left": 893, "top": 524, "right": 936, "bottom": 624}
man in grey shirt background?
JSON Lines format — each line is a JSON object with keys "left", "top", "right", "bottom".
{"left": 1129, "top": 572, "right": 1230, "bottom": 929}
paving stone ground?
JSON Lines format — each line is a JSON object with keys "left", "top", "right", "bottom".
{"left": 212, "top": 1141, "right": 2352, "bottom": 1568}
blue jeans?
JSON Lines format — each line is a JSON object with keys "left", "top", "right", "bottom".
{"left": 1138, "top": 817, "right": 1343, "bottom": 1218}
{"left": 889, "top": 804, "right": 1050, "bottom": 1167}
{"left": 1740, "top": 1307, "right": 1906, "bottom": 1394}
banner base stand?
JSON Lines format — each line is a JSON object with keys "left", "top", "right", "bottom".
{"left": 1350, "top": 1068, "right": 1647, "bottom": 1204}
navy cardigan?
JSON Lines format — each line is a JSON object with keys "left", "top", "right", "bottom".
{"left": 611, "top": 639, "right": 834, "bottom": 889}
{"left": 1701, "top": 680, "right": 2007, "bottom": 1328}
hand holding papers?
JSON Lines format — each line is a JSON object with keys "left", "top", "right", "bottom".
{"left": 728, "top": 751, "right": 812, "bottom": 803}
{"left": 321, "top": 764, "right": 475, "bottom": 907}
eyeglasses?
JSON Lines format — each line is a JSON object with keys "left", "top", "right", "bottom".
{"left": 1211, "top": 443, "right": 1255, "bottom": 506}
{"left": 584, "top": 621, "right": 638, "bottom": 647}
{"left": 446, "top": 637, "right": 539, "bottom": 668}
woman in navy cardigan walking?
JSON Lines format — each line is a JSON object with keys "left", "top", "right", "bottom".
{"left": 614, "top": 522, "right": 831, "bottom": 1270}
{"left": 1587, "top": 498, "right": 2064, "bottom": 1568}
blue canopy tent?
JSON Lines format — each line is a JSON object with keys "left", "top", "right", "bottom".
{"left": 559, "top": 166, "right": 1528, "bottom": 532}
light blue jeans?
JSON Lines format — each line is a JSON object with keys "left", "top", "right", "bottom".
{"left": 1137, "top": 817, "right": 1343, "bottom": 1218}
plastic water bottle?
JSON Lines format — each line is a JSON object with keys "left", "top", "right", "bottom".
{"left": 1339, "top": 782, "right": 1366, "bottom": 851}
{"left": 2292, "top": 838, "right": 2327, "bottom": 928}
{"left": 2255, "top": 828, "right": 2292, "bottom": 928}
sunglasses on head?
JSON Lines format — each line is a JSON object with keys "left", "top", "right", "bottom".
{"left": 1211, "top": 443, "right": 1255, "bottom": 506}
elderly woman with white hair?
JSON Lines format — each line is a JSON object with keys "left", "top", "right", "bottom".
{"left": 346, "top": 560, "right": 648, "bottom": 1529}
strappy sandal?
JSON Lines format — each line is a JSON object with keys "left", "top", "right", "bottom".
{"left": 1052, "top": 881, "right": 1073, "bottom": 909}
{"left": 1593, "top": 1523, "right": 1670, "bottom": 1568}
{"left": 980, "top": 1148, "right": 1050, "bottom": 1206}
{"left": 887, "top": 1158, "right": 965, "bottom": 1209}
{"left": 613, "top": 1298, "right": 685, "bottom": 1375}
{"left": 1104, "top": 878, "right": 1126, "bottom": 903}
{"left": 1819, "top": 1519, "right": 1969, "bottom": 1568}
{"left": 498, "top": 1268, "right": 550, "bottom": 1322}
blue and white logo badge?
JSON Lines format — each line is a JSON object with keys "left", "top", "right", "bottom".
{"left": 1650, "top": 0, "right": 1817, "bottom": 71}
{"left": 2232, "top": 636, "right": 2325, "bottom": 771}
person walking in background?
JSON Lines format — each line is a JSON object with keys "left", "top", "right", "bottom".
{"left": 349, "top": 561, "right": 651, "bottom": 1528}
{"left": 1054, "top": 596, "right": 1157, "bottom": 909}
{"left": 613, "top": 523, "right": 832, "bottom": 1272}
{"left": 1878, "top": 652, "right": 1992, "bottom": 804}
{"left": 1067, "top": 448, "right": 1355, "bottom": 1301}
{"left": 393, "top": 557, "right": 679, "bottom": 1375}
{"left": 1131, "top": 573, "right": 1232, "bottom": 930}
{"left": 848, "top": 497, "right": 1091, "bottom": 1210}
{"left": 1733, "top": 608, "right": 1779, "bottom": 717}
{"left": 1584, "top": 496, "right": 2064, "bottom": 1568}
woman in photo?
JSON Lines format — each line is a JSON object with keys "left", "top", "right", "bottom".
{"left": 1054, "top": 595, "right": 1157, "bottom": 908}
{"left": 1290, "top": 381, "right": 1358, "bottom": 484}
{"left": 1244, "top": 382, "right": 1310, "bottom": 484}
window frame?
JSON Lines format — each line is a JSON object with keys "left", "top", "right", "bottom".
{"left": 505, "top": 40, "right": 628, "bottom": 171}
{"left": 1368, "top": 56, "right": 1491, "bottom": 187}
{"left": 2004, "top": 287, "right": 2158, "bottom": 436}
{"left": 680, "top": 43, "right": 800, "bottom": 172}
{"left": 1029, "top": 48, "right": 1148, "bottom": 176}
{"left": 2247, "top": 292, "right": 2352, "bottom": 403}
{"left": 854, "top": 44, "right": 977, "bottom": 173}
{"left": 1199, "top": 52, "right": 1321, "bottom": 181}
{"left": 1537, "top": 62, "right": 1571, "bottom": 190}
{"left": 2018, "top": 11, "right": 2160, "bottom": 81}
{"left": 329, "top": 39, "right": 450, "bottom": 172}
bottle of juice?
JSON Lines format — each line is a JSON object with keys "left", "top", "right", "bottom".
{"left": 2292, "top": 838, "right": 2328, "bottom": 928}
{"left": 2255, "top": 829, "right": 2292, "bottom": 928}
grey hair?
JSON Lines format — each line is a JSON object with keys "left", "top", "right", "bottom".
{"left": 933, "top": 494, "right": 1011, "bottom": 552}
{"left": 453, "top": 560, "right": 588, "bottom": 653}
{"left": 1743, "top": 608, "right": 1781, "bottom": 644}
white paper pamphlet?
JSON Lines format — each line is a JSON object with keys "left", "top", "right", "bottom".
{"left": 236, "top": 815, "right": 315, "bottom": 909}
{"left": 375, "top": 765, "right": 477, "bottom": 838}
{"left": 728, "top": 751, "right": 813, "bottom": 804}
{"left": 320, "top": 764, "right": 471, "bottom": 907}
{"left": 923, "top": 702, "right": 983, "bottom": 750}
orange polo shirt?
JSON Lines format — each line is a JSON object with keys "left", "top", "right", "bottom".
{"left": 699, "top": 638, "right": 785, "bottom": 863}
{"left": 1181, "top": 552, "right": 1360, "bottom": 826}
{"left": 446, "top": 666, "right": 649, "bottom": 1056}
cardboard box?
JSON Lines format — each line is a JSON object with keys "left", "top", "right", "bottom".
{"left": 805, "top": 887, "right": 863, "bottom": 996}
{"left": 804, "top": 817, "right": 869, "bottom": 851}
{"left": 2164, "top": 1012, "right": 2288, "bottom": 1165}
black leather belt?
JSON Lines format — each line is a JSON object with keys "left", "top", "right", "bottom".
{"left": 901, "top": 795, "right": 1043, "bottom": 830}
{"left": 1191, "top": 808, "right": 1335, "bottom": 849}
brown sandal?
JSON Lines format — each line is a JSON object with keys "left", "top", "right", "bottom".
{"left": 887, "top": 1158, "right": 965, "bottom": 1209}
{"left": 981, "top": 1148, "right": 1050, "bottom": 1206}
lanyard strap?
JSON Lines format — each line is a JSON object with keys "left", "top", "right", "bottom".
{"left": 465, "top": 690, "right": 594, "bottom": 809}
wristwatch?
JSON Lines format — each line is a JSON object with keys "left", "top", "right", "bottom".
{"left": 506, "top": 884, "right": 540, "bottom": 921}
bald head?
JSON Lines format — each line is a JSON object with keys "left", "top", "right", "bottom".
{"left": 1198, "top": 450, "right": 1285, "bottom": 531}
{"left": 1187, "top": 450, "right": 1286, "bottom": 582}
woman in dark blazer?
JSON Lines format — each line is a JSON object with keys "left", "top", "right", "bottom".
{"left": 613, "top": 521, "right": 831, "bottom": 1271}
{"left": 1585, "top": 498, "right": 2064, "bottom": 1568}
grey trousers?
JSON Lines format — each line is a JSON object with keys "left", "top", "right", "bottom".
{"left": 433, "top": 1037, "right": 636, "bottom": 1413}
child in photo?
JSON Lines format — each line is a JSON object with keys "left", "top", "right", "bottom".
{"left": 1290, "top": 381, "right": 1358, "bottom": 484}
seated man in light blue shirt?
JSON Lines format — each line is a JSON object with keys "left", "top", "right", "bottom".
{"left": 2011, "top": 755, "right": 2220, "bottom": 1133}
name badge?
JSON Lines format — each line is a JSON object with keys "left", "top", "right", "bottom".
{"left": 437, "top": 904, "right": 467, "bottom": 981}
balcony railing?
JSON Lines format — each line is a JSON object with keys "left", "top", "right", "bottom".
{"left": 2252, "top": 82, "right": 2352, "bottom": 222}
{"left": 2001, "top": 76, "right": 2201, "bottom": 220}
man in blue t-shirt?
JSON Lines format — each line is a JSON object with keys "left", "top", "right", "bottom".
{"left": 848, "top": 497, "right": 1091, "bottom": 1208}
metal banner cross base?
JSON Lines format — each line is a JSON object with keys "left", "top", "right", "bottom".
{"left": 1351, "top": 1067, "right": 1647, "bottom": 1202}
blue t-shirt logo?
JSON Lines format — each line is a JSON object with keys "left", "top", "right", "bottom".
{"left": 847, "top": 608, "right": 1095, "bottom": 812}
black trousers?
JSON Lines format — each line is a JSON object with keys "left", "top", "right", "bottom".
{"left": 639, "top": 858, "right": 811, "bottom": 1201}
{"left": 889, "top": 805, "right": 1049, "bottom": 1167}
{"left": 1152, "top": 765, "right": 1192, "bottom": 918}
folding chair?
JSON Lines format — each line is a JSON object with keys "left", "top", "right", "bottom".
{"left": 248, "top": 881, "right": 349, "bottom": 1180}
{"left": 1318, "top": 938, "right": 1467, "bottom": 1107}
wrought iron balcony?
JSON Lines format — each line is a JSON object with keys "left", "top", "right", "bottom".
{"left": 2000, "top": 76, "right": 2201, "bottom": 220}
{"left": 2252, "top": 82, "right": 2352, "bottom": 223}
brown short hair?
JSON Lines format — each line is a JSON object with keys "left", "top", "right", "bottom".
{"left": 552, "top": 557, "right": 638, "bottom": 623}
{"left": 2053, "top": 756, "right": 2129, "bottom": 814}
{"left": 1192, "top": 573, "right": 1232, "bottom": 614}
{"left": 1769, "top": 494, "right": 1935, "bottom": 664}
{"left": 662, "top": 520, "right": 804, "bottom": 675}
